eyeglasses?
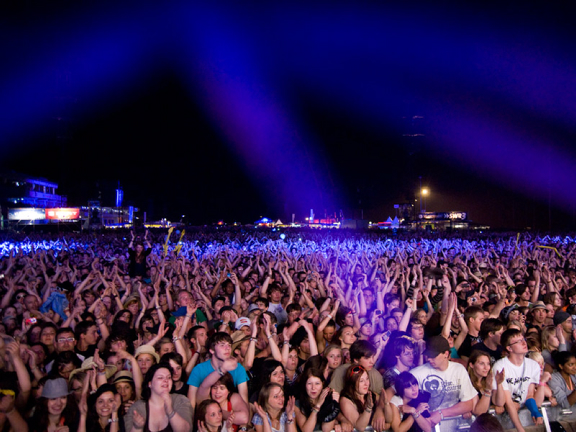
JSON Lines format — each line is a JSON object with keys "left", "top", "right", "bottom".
{"left": 57, "top": 337, "right": 75, "bottom": 343}
{"left": 16, "top": 295, "right": 25, "bottom": 300}
{"left": 508, "top": 338, "right": 526, "bottom": 347}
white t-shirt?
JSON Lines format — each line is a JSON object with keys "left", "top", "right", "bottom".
{"left": 410, "top": 361, "right": 478, "bottom": 412}
{"left": 492, "top": 357, "right": 540, "bottom": 404}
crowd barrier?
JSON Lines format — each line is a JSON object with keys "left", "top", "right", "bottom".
{"left": 426, "top": 402, "right": 576, "bottom": 432}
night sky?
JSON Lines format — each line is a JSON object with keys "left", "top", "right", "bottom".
{"left": 1, "top": 1, "right": 576, "bottom": 229}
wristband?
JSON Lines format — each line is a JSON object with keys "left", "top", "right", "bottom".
{"left": 167, "top": 410, "right": 176, "bottom": 420}
{"left": 267, "top": 334, "right": 274, "bottom": 339}
{"left": 365, "top": 407, "right": 372, "bottom": 413}
{"left": 250, "top": 338, "right": 257, "bottom": 342}
{"left": 412, "top": 411, "right": 420, "bottom": 419}
{"left": 483, "top": 392, "right": 492, "bottom": 398}
{"left": 439, "top": 410, "right": 444, "bottom": 420}
{"left": 108, "top": 418, "right": 119, "bottom": 423}
{"left": 327, "top": 314, "right": 333, "bottom": 319}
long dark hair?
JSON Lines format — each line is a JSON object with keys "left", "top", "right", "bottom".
{"left": 29, "top": 394, "right": 79, "bottom": 432}
{"left": 86, "top": 384, "right": 118, "bottom": 432}
{"left": 250, "top": 359, "right": 286, "bottom": 398}
{"left": 297, "top": 368, "right": 330, "bottom": 416}
{"left": 141, "top": 362, "right": 173, "bottom": 401}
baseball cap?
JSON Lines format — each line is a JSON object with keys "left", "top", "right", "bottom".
{"left": 235, "top": 317, "right": 251, "bottom": 330}
{"left": 423, "top": 336, "right": 450, "bottom": 358}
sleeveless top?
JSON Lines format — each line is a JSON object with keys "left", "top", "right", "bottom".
{"left": 144, "top": 400, "right": 172, "bottom": 432}
{"left": 227, "top": 400, "right": 239, "bottom": 432}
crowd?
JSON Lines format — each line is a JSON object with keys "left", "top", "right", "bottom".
{"left": 0, "top": 228, "right": 575, "bottom": 432}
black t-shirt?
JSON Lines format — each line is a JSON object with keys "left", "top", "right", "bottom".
{"left": 457, "top": 333, "right": 482, "bottom": 358}
{"left": 470, "top": 342, "right": 503, "bottom": 364}
{"left": 76, "top": 344, "right": 97, "bottom": 359}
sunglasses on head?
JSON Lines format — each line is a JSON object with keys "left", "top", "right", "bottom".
{"left": 348, "top": 365, "right": 366, "bottom": 377}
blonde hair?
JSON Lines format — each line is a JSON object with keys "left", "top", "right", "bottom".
{"left": 540, "top": 326, "right": 557, "bottom": 352}
{"left": 527, "top": 351, "right": 544, "bottom": 367}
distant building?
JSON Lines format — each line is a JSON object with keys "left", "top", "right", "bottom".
{"left": 0, "top": 171, "right": 67, "bottom": 208}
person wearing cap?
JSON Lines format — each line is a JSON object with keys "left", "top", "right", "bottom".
{"left": 29, "top": 377, "right": 79, "bottom": 432}
{"left": 235, "top": 317, "right": 251, "bottom": 336}
{"left": 554, "top": 310, "right": 574, "bottom": 352}
{"left": 491, "top": 328, "right": 550, "bottom": 432}
{"left": 409, "top": 336, "right": 477, "bottom": 432}
{"left": 527, "top": 301, "right": 547, "bottom": 330}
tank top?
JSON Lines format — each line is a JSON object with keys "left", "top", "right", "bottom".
{"left": 227, "top": 400, "right": 239, "bottom": 432}
{"left": 144, "top": 401, "right": 173, "bottom": 432}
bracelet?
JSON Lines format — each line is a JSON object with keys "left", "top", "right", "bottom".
{"left": 439, "top": 410, "right": 444, "bottom": 420}
{"left": 287, "top": 419, "right": 294, "bottom": 424}
{"left": 172, "top": 336, "right": 181, "bottom": 342}
{"left": 250, "top": 338, "right": 257, "bottom": 342}
{"left": 327, "top": 314, "right": 333, "bottom": 319}
{"left": 312, "top": 405, "right": 320, "bottom": 412}
{"left": 412, "top": 411, "right": 420, "bottom": 419}
{"left": 267, "top": 334, "right": 274, "bottom": 339}
{"left": 365, "top": 407, "right": 372, "bottom": 413}
{"left": 186, "top": 314, "right": 192, "bottom": 318}
{"left": 217, "top": 367, "right": 225, "bottom": 376}
{"left": 167, "top": 410, "right": 176, "bottom": 420}
{"left": 483, "top": 392, "right": 492, "bottom": 398}
{"left": 108, "top": 418, "right": 119, "bottom": 423}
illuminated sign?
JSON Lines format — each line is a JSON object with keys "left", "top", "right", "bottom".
{"left": 8, "top": 208, "right": 46, "bottom": 220}
{"left": 419, "top": 211, "right": 467, "bottom": 221}
{"left": 45, "top": 208, "right": 80, "bottom": 220}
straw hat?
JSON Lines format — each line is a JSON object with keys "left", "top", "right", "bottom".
{"left": 134, "top": 344, "right": 160, "bottom": 363}
{"left": 69, "top": 357, "right": 118, "bottom": 381}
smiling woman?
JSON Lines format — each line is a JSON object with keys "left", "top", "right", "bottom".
{"left": 29, "top": 378, "right": 80, "bottom": 432}
{"left": 124, "top": 363, "right": 193, "bottom": 432}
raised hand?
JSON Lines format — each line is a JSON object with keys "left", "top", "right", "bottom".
{"left": 221, "top": 358, "right": 238, "bottom": 373}
{"left": 286, "top": 396, "right": 296, "bottom": 418}
{"left": 132, "top": 410, "right": 146, "bottom": 430}
{"left": 495, "top": 369, "right": 505, "bottom": 386}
